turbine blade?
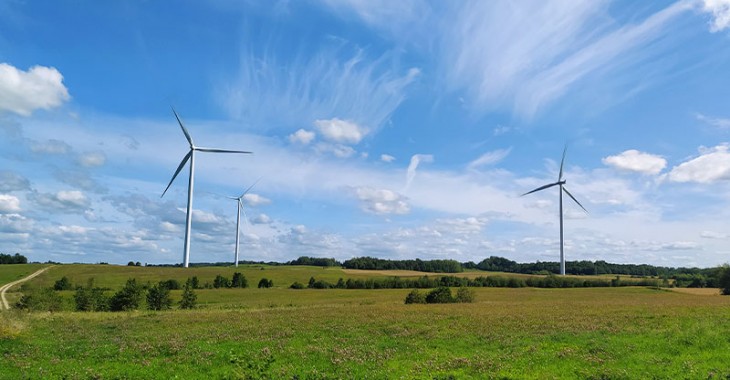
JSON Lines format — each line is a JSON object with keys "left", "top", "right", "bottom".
{"left": 521, "top": 182, "right": 560, "bottom": 196}
{"left": 195, "top": 147, "right": 252, "bottom": 154}
{"left": 558, "top": 145, "right": 567, "bottom": 181}
{"left": 239, "top": 177, "right": 262, "bottom": 198}
{"left": 563, "top": 187, "right": 588, "bottom": 214}
{"left": 171, "top": 107, "right": 194, "bottom": 147}
{"left": 241, "top": 204, "right": 251, "bottom": 226}
{"left": 161, "top": 151, "right": 192, "bottom": 197}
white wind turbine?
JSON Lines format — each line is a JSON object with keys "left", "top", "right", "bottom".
{"left": 522, "top": 147, "right": 587, "bottom": 275}
{"left": 162, "top": 108, "right": 252, "bottom": 268}
{"left": 227, "top": 178, "right": 261, "bottom": 267}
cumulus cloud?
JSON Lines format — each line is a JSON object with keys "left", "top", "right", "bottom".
{"left": 252, "top": 213, "right": 272, "bottom": 224}
{"left": 31, "top": 190, "right": 90, "bottom": 213}
{"left": 314, "top": 118, "right": 366, "bottom": 144}
{"left": 288, "top": 129, "right": 316, "bottom": 145}
{"left": 0, "top": 63, "right": 70, "bottom": 116}
{"left": 0, "top": 213, "right": 32, "bottom": 233}
{"left": 77, "top": 151, "right": 107, "bottom": 167}
{"left": 602, "top": 150, "right": 667, "bottom": 175}
{"left": 0, "top": 171, "right": 30, "bottom": 191}
{"left": 0, "top": 194, "right": 21, "bottom": 213}
{"left": 701, "top": 0, "right": 730, "bottom": 32}
{"left": 668, "top": 144, "right": 730, "bottom": 183}
{"left": 468, "top": 148, "right": 512, "bottom": 170}
{"left": 380, "top": 154, "right": 395, "bottom": 163}
{"left": 354, "top": 186, "right": 410, "bottom": 215}
{"left": 405, "top": 154, "right": 433, "bottom": 191}
{"left": 242, "top": 193, "right": 271, "bottom": 207}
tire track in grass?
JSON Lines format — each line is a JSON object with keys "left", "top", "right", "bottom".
{"left": 0, "top": 266, "right": 54, "bottom": 310}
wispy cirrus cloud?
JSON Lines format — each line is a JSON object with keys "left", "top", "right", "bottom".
{"left": 468, "top": 148, "right": 511, "bottom": 170}
{"left": 696, "top": 113, "right": 730, "bottom": 130}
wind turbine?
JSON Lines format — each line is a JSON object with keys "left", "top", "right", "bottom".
{"left": 522, "top": 147, "right": 587, "bottom": 275}
{"left": 162, "top": 108, "right": 252, "bottom": 268}
{"left": 227, "top": 178, "right": 261, "bottom": 267}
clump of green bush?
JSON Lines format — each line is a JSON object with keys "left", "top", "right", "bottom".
{"left": 404, "top": 286, "right": 475, "bottom": 304}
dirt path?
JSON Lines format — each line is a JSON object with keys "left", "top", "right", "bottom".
{"left": 0, "top": 266, "right": 54, "bottom": 310}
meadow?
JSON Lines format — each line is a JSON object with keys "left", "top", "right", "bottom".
{"left": 1, "top": 264, "right": 729, "bottom": 379}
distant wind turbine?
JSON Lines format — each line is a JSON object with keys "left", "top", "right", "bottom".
{"left": 522, "top": 147, "right": 587, "bottom": 276}
{"left": 162, "top": 107, "right": 252, "bottom": 268}
{"left": 227, "top": 178, "right": 261, "bottom": 267}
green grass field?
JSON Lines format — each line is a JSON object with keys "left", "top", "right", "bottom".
{"left": 2, "top": 264, "right": 729, "bottom": 379}
{"left": 0, "top": 264, "right": 46, "bottom": 287}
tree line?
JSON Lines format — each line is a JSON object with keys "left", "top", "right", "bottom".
{"left": 0, "top": 253, "right": 28, "bottom": 264}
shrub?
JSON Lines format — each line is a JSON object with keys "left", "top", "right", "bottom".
{"left": 15, "top": 287, "right": 64, "bottom": 311}
{"left": 53, "top": 276, "right": 73, "bottom": 291}
{"left": 147, "top": 282, "right": 173, "bottom": 311}
{"left": 160, "top": 279, "right": 181, "bottom": 290}
{"left": 179, "top": 278, "right": 197, "bottom": 310}
{"left": 404, "top": 289, "right": 426, "bottom": 304}
{"left": 74, "top": 278, "right": 109, "bottom": 311}
{"left": 289, "top": 282, "right": 305, "bottom": 289}
{"left": 454, "top": 287, "right": 475, "bottom": 303}
{"left": 425, "top": 286, "right": 454, "bottom": 304}
{"left": 258, "top": 278, "right": 273, "bottom": 288}
{"left": 190, "top": 276, "right": 201, "bottom": 289}
{"left": 214, "top": 275, "right": 231, "bottom": 289}
{"left": 231, "top": 272, "right": 248, "bottom": 288}
{"left": 109, "top": 278, "right": 144, "bottom": 311}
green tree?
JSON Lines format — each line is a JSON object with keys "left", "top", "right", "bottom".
{"left": 404, "top": 289, "right": 426, "bottom": 304}
{"left": 719, "top": 265, "right": 730, "bottom": 295}
{"left": 179, "top": 278, "right": 197, "bottom": 309}
{"left": 231, "top": 272, "right": 248, "bottom": 288}
{"left": 147, "top": 282, "right": 173, "bottom": 310}
{"left": 190, "top": 276, "right": 200, "bottom": 289}
{"left": 74, "top": 278, "right": 108, "bottom": 311}
{"left": 308, "top": 277, "right": 316, "bottom": 288}
{"left": 109, "top": 278, "right": 144, "bottom": 311}
{"left": 257, "top": 278, "right": 273, "bottom": 288}
{"left": 214, "top": 274, "right": 231, "bottom": 288}
{"left": 289, "top": 282, "right": 304, "bottom": 289}
{"left": 53, "top": 276, "right": 73, "bottom": 291}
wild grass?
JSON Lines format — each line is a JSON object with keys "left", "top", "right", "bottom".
{"left": 0, "top": 264, "right": 46, "bottom": 287}
{"left": 2, "top": 286, "right": 730, "bottom": 379}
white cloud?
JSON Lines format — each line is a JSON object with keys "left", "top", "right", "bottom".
{"left": 0, "top": 194, "right": 21, "bottom": 213}
{"left": 315, "top": 142, "right": 356, "bottom": 158}
{"left": 77, "top": 151, "right": 107, "bottom": 167}
{"left": 0, "top": 63, "right": 70, "bottom": 116}
{"left": 701, "top": 0, "right": 730, "bottom": 32}
{"left": 493, "top": 125, "right": 512, "bottom": 136}
{"left": 243, "top": 193, "right": 271, "bottom": 207}
{"left": 31, "top": 190, "right": 90, "bottom": 213}
{"left": 380, "top": 154, "right": 395, "bottom": 163}
{"left": 314, "top": 118, "right": 366, "bottom": 144}
{"left": 58, "top": 225, "right": 88, "bottom": 234}
{"left": 700, "top": 230, "right": 728, "bottom": 239}
{"left": 288, "top": 129, "right": 316, "bottom": 145}
{"left": 354, "top": 186, "right": 409, "bottom": 215}
{"left": 30, "top": 139, "right": 71, "bottom": 154}
{"left": 602, "top": 150, "right": 666, "bottom": 175}
{"left": 252, "top": 213, "right": 272, "bottom": 224}
{"left": 696, "top": 113, "right": 730, "bottom": 130}
{"left": 0, "top": 171, "right": 30, "bottom": 191}
{"left": 405, "top": 154, "right": 433, "bottom": 191}
{"left": 668, "top": 144, "right": 730, "bottom": 183}
{"left": 468, "top": 148, "right": 512, "bottom": 170}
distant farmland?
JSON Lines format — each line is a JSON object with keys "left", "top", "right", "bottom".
{"left": 2, "top": 264, "right": 729, "bottom": 379}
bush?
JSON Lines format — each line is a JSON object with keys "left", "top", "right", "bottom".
{"left": 720, "top": 265, "right": 730, "bottom": 296}
{"left": 425, "top": 286, "right": 454, "bottom": 304}
{"left": 15, "top": 287, "right": 64, "bottom": 311}
{"left": 289, "top": 282, "right": 305, "bottom": 289}
{"left": 160, "top": 279, "right": 181, "bottom": 290}
{"left": 147, "top": 282, "right": 173, "bottom": 311}
{"left": 179, "top": 278, "right": 197, "bottom": 310}
{"left": 213, "top": 275, "right": 231, "bottom": 289}
{"left": 109, "top": 278, "right": 144, "bottom": 311}
{"left": 258, "top": 278, "right": 273, "bottom": 288}
{"left": 74, "top": 278, "right": 109, "bottom": 311}
{"left": 454, "top": 287, "right": 475, "bottom": 303}
{"left": 231, "top": 272, "right": 248, "bottom": 288}
{"left": 53, "top": 276, "right": 73, "bottom": 291}
{"left": 404, "top": 289, "right": 426, "bottom": 304}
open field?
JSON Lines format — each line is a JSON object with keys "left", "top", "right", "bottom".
{"left": 0, "top": 264, "right": 47, "bottom": 288}
{"left": 2, "top": 264, "right": 729, "bottom": 379}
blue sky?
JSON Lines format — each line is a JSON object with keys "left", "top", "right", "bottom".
{"left": 1, "top": 0, "right": 730, "bottom": 267}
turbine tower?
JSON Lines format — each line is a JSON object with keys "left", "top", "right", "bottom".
{"left": 162, "top": 108, "right": 252, "bottom": 268}
{"left": 227, "top": 179, "right": 260, "bottom": 267}
{"left": 522, "top": 147, "right": 587, "bottom": 275}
